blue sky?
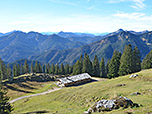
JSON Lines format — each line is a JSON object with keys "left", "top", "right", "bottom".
{"left": 0, "top": 0, "right": 152, "bottom": 33}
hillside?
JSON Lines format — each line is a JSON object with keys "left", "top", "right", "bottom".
{"left": 11, "top": 69, "right": 152, "bottom": 114}
{"left": 29, "top": 30, "right": 152, "bottom": 64}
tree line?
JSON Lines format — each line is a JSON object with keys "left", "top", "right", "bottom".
{"left": 0, "top": 44, "right": 152, "bottom": 81}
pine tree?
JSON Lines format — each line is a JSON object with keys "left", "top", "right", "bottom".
{"left": 45, "top": 64, "right": 48, "bottom": 73}
{"left": 93, "top": 55, "right": 100, "bottom": 76}
{"left": 6, "top": 64, "right": 12, "bottom": 81}
{"left": 50, "top": 63, "right": 55, "bottom": 74}
{"left": 24, "top": 60, "right": 29, "bottom": 74}
{"left": 42, "top": 64, "right": 45, "bottom": 73}
{"left": 55, "top": 64, "right": 59, "bottom": 75}
{"left": 30, "top": 62, "right": 34, "bottom": 73}
{"left": 79, "top": 54, "right": 83, "bottom": 73}
{"left": 13, "top": 64, "right": 17, "bottom": 77}
{"left": 132, "top": 47, "right": 141, "bottom": 72}
{"left": 107, "top": 50, "right": 121, "bottom": 78}
{"left": 0, "top": 85, "right": 13, "bottom": 113}
{"left": 20, "top": 63, "right": 23, "bottom": 75}
{"left": 0, "top": 59, "right": 4, "bottom": 80}
{"left": 141, "top": 50, "right": 152, "bottom": 69}
{"left": 73, "top": 60, "right": 81, "bottom": 75}
{"left": 119, "top": 44, "right": 133, "bottom": 76}
{"left": 38, "top": 63, "right": 42, "bottom": 73}
{"left": 60, "top": 63, "right": 65, "bottom": 75}
{"left": 100, "top": 58, "right": 105, "bottom": 78}
{"left": 17, "top": 64, "right": 20, "bottom": 76}
{"left": 35, "top": 61, "right": 39, "bottom": 73}
{"left": 65, "top": 64, "right": 69, "bottom": 75}
{"left": 82, "top": 53, "right": 92, "bottom": 75}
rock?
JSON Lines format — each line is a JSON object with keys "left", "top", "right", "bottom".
{"left": 116, "top": 84, "right": 126, "bottom": 87}
{"left": 86, "top": 96, "right": 136, "bottom": 113}
{"left": 131, "top": 92, "right": 141, "bottom": 96}
{"left": 130, "top": 74, "right": 138, "bottom": 78}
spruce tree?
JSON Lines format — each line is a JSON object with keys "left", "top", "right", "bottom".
{"left": 42, "top": 64, "right": 45, "bottom": 73}
{"left": 55, "top": 64, "right": 59, "bottom": 75}
{"left": 132, "top": 47, "right": 141, "bottom": 72}
{"left": 0, "top": 81, "right": 13, "bottom": 113}
{"left": 60, "top": 63, "right": 65, "bottom": 75}
{"left": 119, "top": 44, "right": 133, "bottom": 76}
{"left": 0, "top": 59, "right": 4, "bottom": 80}
{"left": 100, "top": 58, "right": 105, "bottom": 78}
{"left": 73, "top": 60, "right": 81, "bottom": 75}
{"left": 38, "top": 63, "right": 42, "bottom": 73}
{"left": 79, "top": 54, "right": 83, "bottom": 73}
{"left": 105, "top": 60, "right": 110, "bottom": 77}
{"left": 141, "top": 50, "right": 152, "bottom": 69}
{"left": 93, "top": 55, "right": 100, "bottom": 76}
{"left": 107, "top": 50, "right": 121, "bottom": 78}
{"left": 24, "top": 60, "right": 29, "bottom": 74}
{"left": 65, "top": 64, "right": 69, "bottom": 75}
{"left": 50, "top": 63, "right": 55, "bottom": 74}
{"left": 17, "top": 64, "right": 20, "bottom": 76}
{"left": 20, "top": 63, "right": 23, "bottom": 75}
{"left": 13, "top": 64, "right": 17, "bottom": 77}
{"left": 82, "top": 53, "right": 92, "bottom": 75}
{"left": 35, "top": 61, "right": 39, "bottom": 73}
{"left": 31, "top": 62, "right": 34, "bottom": 73}
{"left": 6, "top": 64, "right": 12, "bottom": 81}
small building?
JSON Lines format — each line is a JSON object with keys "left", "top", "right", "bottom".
{"left": 57, "top": 73, "right": 91, "bottom": 87}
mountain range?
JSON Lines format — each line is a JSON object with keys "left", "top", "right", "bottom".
{"left": 0, "top": 29, "right": 152, "bottom": 64}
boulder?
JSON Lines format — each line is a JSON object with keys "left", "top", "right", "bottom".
{"left": 130, "top": 74, "right": 138, "bottom": 78}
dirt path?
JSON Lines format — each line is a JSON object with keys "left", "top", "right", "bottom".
{"left": 10, "top": 88, "right": 61, "bottom": 103}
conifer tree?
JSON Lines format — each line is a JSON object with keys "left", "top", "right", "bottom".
{"left": 0, "top": 86, "right": 13, "bottom": 113}
{"left": 60, "top": 63, "right": 65, "bottom": 75}
{"left": 55, "top": 63, "right": 59, "bottom": 75}
{"left": 42, "top": 64, "right": 45, "bottom": 73}
{"left": 141, "top": 50, "right": 152, "bottom": 69}
{"left": 13, "top": 64, "right": 17, "bottom": 77}
{"left": 45, "top": 64, "right": 48, "bottom": 73}
{"left": 20, "top": 63, "right": 23, "bottom": 75}
{"left": 65, "top": 64, "right": 69, "bottom": 74}
{"left": 35, "top": 61, "right": 39, "bottom": 73}
{"left": 73, "top": 60, "right": 81, "bottom": 75}
{"left": 50, "top": 63, "right": 55, "bottom": 74}
{"left": 132, "top": 47, "right": 141, "bottom": 72}
{"left": 82, "top": 53, "right": 92, "bottom": 75}
{"left": 31, "top": 62, "right": 34, "bottom": 73}
{"left": 79, "top": 54, "right": 83, "bottom": 73}
{"left": 6, "top": 64, "right": 12, "bottom": 81}
{"left": 0, "top": 59, "right": 4, "bottom": 80}
{"left": 119, "top": 44, "right": 133, "bottom": 76}
{"left": 38, "top": 63, "right": 42, "bottom": 73}
{"left": 100, "top": 58, "right": 105, "bottom": 78}
{"left": 93, "top": 55, "right": 100, "bottom": 76}
{"left": 17, "top": 64, "right": 20, "bottom": 76}
{"left": 107, "top": 50, "right": 121, "bottom": 78}
{"left": 24, "top": 60, "right": 29, "bottom": 74}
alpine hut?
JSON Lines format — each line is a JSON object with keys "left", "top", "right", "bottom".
{"left": 57, "top": 73, "right": 91, "bottom": 87}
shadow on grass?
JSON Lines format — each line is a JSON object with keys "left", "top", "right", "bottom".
{"left": 16, "top": 83, "right": 36, "bottom": 89}
{"left": 4, "top": 84, "right": 33, "bottom": 93}
{"left": 23, "top": 110, "right": 50, "bottom": 114}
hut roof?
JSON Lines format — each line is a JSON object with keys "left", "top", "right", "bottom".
{"left": 58, "top": 73, "right": 91, "bottom": 84}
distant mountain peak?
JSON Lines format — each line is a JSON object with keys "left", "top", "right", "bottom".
{"left": 116, "top": 29, "right": 124, "bottom": 33}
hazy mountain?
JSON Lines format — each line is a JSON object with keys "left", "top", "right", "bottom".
{"left": 29, "top": 29, "right": 152, "bottom": 64}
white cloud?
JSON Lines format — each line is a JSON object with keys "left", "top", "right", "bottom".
{"left": 109, "top": 0, "right": 146, "bottom": 9}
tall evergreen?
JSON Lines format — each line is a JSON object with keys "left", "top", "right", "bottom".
{"left": 0, "top": 59, "right": 4, "bottom": 80}
{"left": 30, "top": 62, "right": 34, "bottom": 73}
{"left": 93, "top": 55, "right": 100, "bottom": 76}
{"left": 107, "top": 50, "right": 121, "bottom": 78}
{"left": 24, "top": 60, "right": 29, "bottom": 74}
{"left": 119, "top": 44, "right": 133, "bottom": 76}
{"left": 20, "top": 63, "right": 23, "bottom": 75}
{"left": 38, "top": 63, "right": 42, "bottom": 73}
{"left": 50, "top": 63, "right": 55, "bottom": 74}
{"left": 17, "top": 64, "right": 20, "bottom": 76}
{"left": 65, "top": 64, "right": 69, "bottom": 74}
{"left": 55, "top": 63, "right": 59, "bottom": 75}
{"left": 141, "top": 50, "right": 152, "bottom": 69}
{"left": 132, "top": 47, "right": 141, "bottom": 72}
{"left": 82, "top": 53, "right": 92, "bottom": 75}
{"left": 79, "top": 54, "right": 83, "bottom": 73}
{"left": 60, "top": 63, "right": 65, "bottom": 75}
{"left": 35, "top": 61, "right": 39, "bottom": 73}
{"left": 42, "top": 64, "right": 45, "bottom": 73}
{"left": 6, "top": 64, "right": 12, "bottom": 81}
{"left": 100, "top": 58, "right": 105, "bottom": 78}
{"left": 0, "top": 87, "right": 13, "bottom": 113}
{"left": 45, "top": 64, "right": 48, "bottom": 73}
{"left": 73, "top": 60, "right": 81, "bottom": 75}
{"left": 13, "top": 64, "right": 17, "bottom": 77}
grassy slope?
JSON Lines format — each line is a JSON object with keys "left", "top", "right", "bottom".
{"left": 12, "top": 69, "right": 152, "bottom": 114}
{"left": 3, "top": 74, "right": 58, "bottom": 100}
